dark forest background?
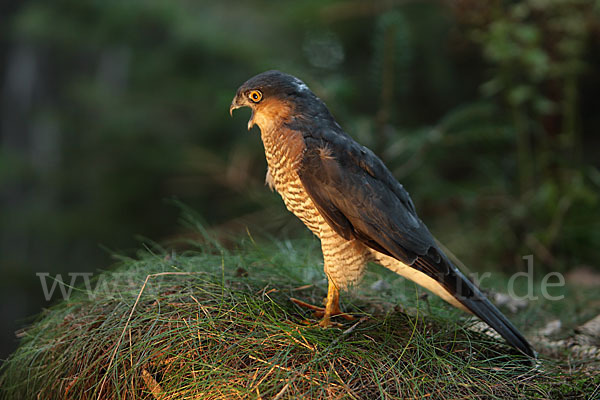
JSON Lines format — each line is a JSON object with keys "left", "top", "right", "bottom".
{"left": 1, "top": 0, "right": 599, "bottom": 360}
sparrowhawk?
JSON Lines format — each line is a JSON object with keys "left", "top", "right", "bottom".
{"left": 230, "top": 70, "right": 534, "bottom": 357}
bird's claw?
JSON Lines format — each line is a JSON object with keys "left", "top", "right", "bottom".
{"left": 290, "top": 297, "right": 355, "bottom": 327}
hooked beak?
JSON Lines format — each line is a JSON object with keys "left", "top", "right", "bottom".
{"left": 229, "top": 97, "right": 242, "bottom": 117}
{"left": 229, "top": 94, "right": 255, "bottom": 130}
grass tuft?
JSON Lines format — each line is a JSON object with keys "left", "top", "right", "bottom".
{"left": 0, "top": 236, "right": 597, "bottom": 399}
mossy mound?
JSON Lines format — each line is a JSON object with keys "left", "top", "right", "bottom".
{"left": 0, "top": 238, "right": 595, "bottom": 399}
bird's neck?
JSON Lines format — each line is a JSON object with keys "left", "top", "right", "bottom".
{"left": 259, "top": 123, "right": 305, "bottom": 172}
{"left": 251, "top": 99, "right": 306, "bottom": 171}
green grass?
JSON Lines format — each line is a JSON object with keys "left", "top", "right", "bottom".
{"left": 0, "top": 234, "right": 598, "bottom": 399}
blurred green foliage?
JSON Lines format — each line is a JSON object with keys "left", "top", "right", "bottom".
{"left": 1, "top": 0, "right": 599, "bottom": 357}
{"left": 463, "top": 0, "right": 600, "bottom": 268}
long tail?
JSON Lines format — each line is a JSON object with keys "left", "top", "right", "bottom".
{"left": 454, "top": 269, "right": 536, "bottom": 358}
{"left": 374, "top": 252, "right": 536, "bottom": 358}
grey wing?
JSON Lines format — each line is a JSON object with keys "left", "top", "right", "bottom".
{"left": 298, "top": 133, "right": 463, "bottom": 291}
{"left": 297, "top": 132, "right": 535, "bottom": 357}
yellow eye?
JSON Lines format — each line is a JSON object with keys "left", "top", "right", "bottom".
{"left": 248, "top": 90, "right": 262, "bottom": 103}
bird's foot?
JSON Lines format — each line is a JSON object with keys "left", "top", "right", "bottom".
{"left": 318, "top": 315, "right": 343, "bottom": 328}
{"left": 290, "top": 297, "right": 355, "bottom": 327}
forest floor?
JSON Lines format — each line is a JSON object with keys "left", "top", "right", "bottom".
{"left": 1, "top": 236, "right": 599, "bottom": 399}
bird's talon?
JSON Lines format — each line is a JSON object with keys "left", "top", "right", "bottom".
{"left": 337, "top": 313, "right": 356, "bottom": 321}
{"left": 290, "top": 297, "right": 325, "bottom": 313}
{"left": 319, "top": 318, "right": 343, "bottom": 328}
{"left": 290, "top": 297, "right": 355, "bottom": 325}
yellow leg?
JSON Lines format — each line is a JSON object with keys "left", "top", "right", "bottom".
{"left": 290, "top": 279, "right": 354, "bottom": 327}
{"left": 319, "top": 279, "right": 342, "bottom": 327}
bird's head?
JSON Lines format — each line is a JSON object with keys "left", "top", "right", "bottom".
{"left": 230, "top": 70, "right": 323, "bottom": 131}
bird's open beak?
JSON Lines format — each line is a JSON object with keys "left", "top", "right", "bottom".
{"left": 230, "top": 95, "right": 255, "bottom": 130}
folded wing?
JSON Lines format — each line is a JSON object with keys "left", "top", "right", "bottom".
{"left": 297, "top": 132, "right": 534, "bottom": 357}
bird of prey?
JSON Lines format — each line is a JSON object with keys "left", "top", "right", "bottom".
{"left": 230, "top": 70, "right": 534, "bottom": 357}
